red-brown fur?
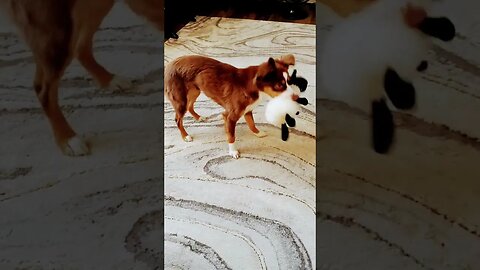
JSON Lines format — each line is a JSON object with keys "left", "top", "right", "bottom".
{"left": 1, "top": 0, "right": 163, "bottom": 156}
{"left": 165, "top": 54, "right": 295, "bottom": 158}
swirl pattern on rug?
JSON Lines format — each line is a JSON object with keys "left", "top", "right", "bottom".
{"left": 164, "top": 16, "right": 316, "bottom": 269}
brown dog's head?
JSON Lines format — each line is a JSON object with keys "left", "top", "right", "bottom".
{"left": 255, "top": 54, "right": 296, "bottom": 97}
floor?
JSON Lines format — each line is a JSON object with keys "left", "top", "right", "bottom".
{"left": 0, "top": 3, "right": 163, "bottom": 269}
{"left": 317, "top": 1, "right": 480, "bottom": 269}
{"left": 164, "top": 16, "right": 316, "bottom": 269}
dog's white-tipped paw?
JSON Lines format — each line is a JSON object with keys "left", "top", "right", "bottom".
{"left": 62, "top": 136, "right": 90, "bottom": 156}
{"left": 184, "top": 135, "right": 193, "bottom": 142}
{"left": 107, "top": 75, "right": 133, "bottom": 91}
{"left": 254, "top": 130, "right": 268, "bottom": 138}
{"left": 229, "top": 150, "right": 240, "bottom": 159}
{"left": 228, "top": 143, "right": 240, "bottom": 159}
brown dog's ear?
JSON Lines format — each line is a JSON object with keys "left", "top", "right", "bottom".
{"left": 278, "top": 54, "right": 296, "bottom": 66}
{"left": 268, "top": 57, "right": 276, "bottom": 69}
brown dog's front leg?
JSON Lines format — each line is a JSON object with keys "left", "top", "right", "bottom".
{"left": 244, "top": 111, "right": 267, "bottom": 138}
{"left": 73, "top": 0, "right": 132, "bottom": 90}
{"left": 35, "top": 68, "right": 90, "bottom": 156}
{"left": 224, "top": 112, "right": 240, "bottom": 159}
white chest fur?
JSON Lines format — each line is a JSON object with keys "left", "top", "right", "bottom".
{"left": 243, "top": 92, "right": 268, "bottom": 115}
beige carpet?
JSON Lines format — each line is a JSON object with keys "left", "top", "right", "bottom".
{"left": 164, "top": 16, "right": 316, "bottom": 269}
{"left": 317, "top": 1, "right": 480, "bottom": 269}
{"left": 0, "top": 3, "right": 163, "bottom": 269}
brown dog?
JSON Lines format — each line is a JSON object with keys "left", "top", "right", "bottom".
{"left": 165, "top": 54, "right": 295, "bottom": 158}
{"left": 1, "top": 0, "right": 163, "bottom": 156}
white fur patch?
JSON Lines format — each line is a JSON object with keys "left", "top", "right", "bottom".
{"left": 63, "top": 136, "right": 90, "bottom": 156}
{"left": 265, "top": 87, "right": 300, "bottom": 127}
{"left": 228, "top": 143, "right": 239, "bottom": 159}
{"left": 243, "top": 92, "right": 268, "bottom": 115}
{"left": 319, "top": 0, "right": 432, "bottom": 112}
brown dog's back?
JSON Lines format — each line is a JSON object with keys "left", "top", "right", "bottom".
{"left": 165, "top": 55, "right": 252, "bottom": 108}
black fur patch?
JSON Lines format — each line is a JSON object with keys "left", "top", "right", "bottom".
{"left": 384, "top": 68, "right": 416, "bottom": 110}
{"left": 418, "top": 17, "right": 456, "bottom": 42}
{"left": 288, "top": 69, "right": 308, "bottom": 92}
{"left": 285, "top": 113, "right": 296, "bottom": 127}
{"left": 293, "top": 77, "right": 308, "bottom": 92}
{"left": 371, "top": 99, "right": 394, "bottom": 154}
{"left": 296, "top": 97, "right": 308, "bottom": 105}
{"left": 281, "top": 123, "right": 289, "bottom": 141}
{"left": 416, "top": 60, "right": 428, "bottom": 72}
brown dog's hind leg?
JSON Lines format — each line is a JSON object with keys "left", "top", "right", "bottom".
{"left": 9, "top": 0, "right": 89, "bottom": 156}
{"left": 186, "top": 87, "right": 204, "bottom": 121}
{"left": 33, "top": 52, "right": 89, "bottom": 156}
{"left": 244, "top": 111, "right": 267, "bottom": 138}
{"left": 72, "top": 0, "right": 131, "bottom": 90}
{"left": 174, "top": 104, "right": 191, "bottom": 142}
{"left": 166, "top": 73, "right": 193, "bottom": 142}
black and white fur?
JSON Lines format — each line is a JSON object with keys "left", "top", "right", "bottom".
{"left": 319, "top": 0, "right": 455, "bottom": 154}
{"left": 265, "top": 69, "right": 309, "bottom": 141}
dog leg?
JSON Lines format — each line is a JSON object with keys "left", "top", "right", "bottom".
{"left": 187, "top": 88, "right": 205, "bottom": 121}
{"left": 174, "top": 102, "right": 192, "bottom": 142}
{"left": 10, "top": 0, "right": 89, "bottom": 156}
{"left": 35, "top": 64, "right": 89, "bottom": 156}
{"left": 224, "top": 112, "right": 240, "bottom": 159}
{"left": 244, "top": 111, "right": 267, "bottom": 138}
{"left": 175, "top": 113, "right": 191, "bottom": 142}
{"left": 73, "top": 0, "right": 132, "bottom": 90}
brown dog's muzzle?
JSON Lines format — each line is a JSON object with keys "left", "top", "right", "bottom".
{"left": 263, "top": 86, "right": 284, "bottom": 98}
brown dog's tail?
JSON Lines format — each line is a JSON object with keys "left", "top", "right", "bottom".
{"left": 164, "top": 60, "right": 189, "bottom": 116}
{"left": 164, "top": 59, "right": 186, "bottom": 97}
{"left": 125, "top": 0, "right": 164, "bottom": 31}
{"left": 164, "top": 60, "right": 176, "bottom": 96}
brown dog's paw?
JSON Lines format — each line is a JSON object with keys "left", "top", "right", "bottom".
{"left": 229, "top": 150, "right": 240, "bottom": 159}
{"left": 228, "top": 143, "right": 240, "bottom": 159}
{"left": 254, "top": 130, "right": 268, "bottom": 138}
{"left": 61, "top": 136, "right": 90, "bottom": 156}
{"left": 196, "top": 116, "right": 207, "bottom": 122}
{"left": 106, "top": 75, "right": 134, "bottom": 91}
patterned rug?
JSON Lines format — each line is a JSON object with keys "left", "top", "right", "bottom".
{"left": 164, "top": 16, "right": 316, "bottom": 269}
{"left": 317, "top": 1, "right": 480, "bottom": 269}
{"left": 0, "top": 3, "right": 163, "bottom": 269}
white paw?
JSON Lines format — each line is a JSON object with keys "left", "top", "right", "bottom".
{"left": 107, "top": 75, "right": 133, "bottom": 91}
{"left": 228, "top": 143, "right": 240, "bottom": 159}
{"left": 229, "top": 150, "right": 240, "bottom": 159}
{"left": 62, "top": 136, "right": 90, "bottom": 156}
{"left": 254, "top": 130, "right": 268, "bottom": 138}
{"left": 184, "top": 135, "right": 193, "bottom": 142}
